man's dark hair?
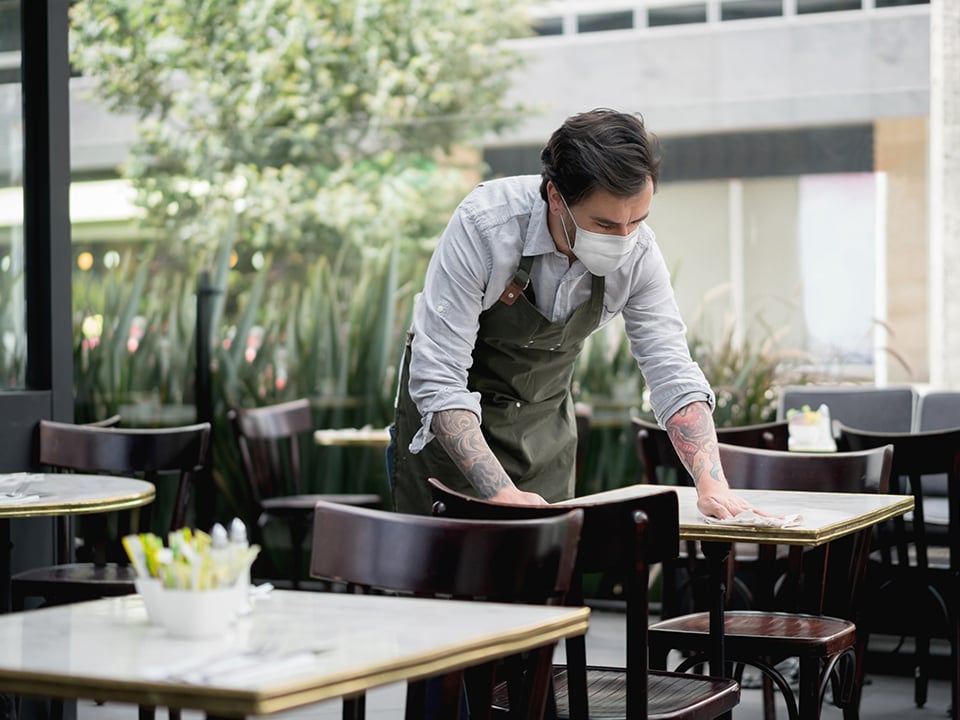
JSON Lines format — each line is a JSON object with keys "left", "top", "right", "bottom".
{"left": 539, "top": 108, "right": 661, "bottom": 204}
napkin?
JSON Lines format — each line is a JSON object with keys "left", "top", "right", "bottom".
{"left": 0, "top": 495, "right": 42, "bottom": 505}
{"left": 701, "top": 510, "right": 804, "bottom": 528}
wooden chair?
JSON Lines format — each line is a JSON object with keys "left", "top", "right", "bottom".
{"left": 308, "top": 498, "right": 585, "bottom": 720}
{"left": 836, "top": 424, "right": 960, "bottom": 714}
{"left": 648, "top": 443, "right": 894, "bottom": 720}
{"left": 632, "top": 417, "right": 789, "bottom": 616}
{"left": 428, "top": 477, "right": 741, "bottom": 720}
{"left": 10, "top": 419, "right": 210, "bottom": 720}
{"left": 11, "top": 419, "right": 211, "bottom": 608}
{"left": 229, "top": 398, "right": 381, "bottom": 588}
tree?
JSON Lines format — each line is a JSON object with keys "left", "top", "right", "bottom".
{"left": 69, "top": 0, "right": 531, "bottom": 263}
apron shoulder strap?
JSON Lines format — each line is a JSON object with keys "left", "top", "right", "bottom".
{"left": 498, "top": 255, "right": 535, "bottom": 306}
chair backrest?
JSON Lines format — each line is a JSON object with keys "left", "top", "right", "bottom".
{"left": 917, "top": 391, "right": 960, "bottom": 432}
{"left": 310, "top": 498, "right": 583, "bottom": 602}
{"left": 632, "top": 416, "right": 789, "bottom": 486}
{"left": 38, "top": 419, "right": 211, "bottom": 533}
{"left": 229, "top": 398, "right": 313, "bottom": 503}
{"left": 718, "top": 442, "right": 893, "bottom": 616}
{"left": 428, "top": 476, "right": 679, "bottom": 719}
{"left": 777, "top": 384, "right": 917, "bottom": 432}
{"left": 835, "top": 424, "right": 960, "bottom": 573}
{"left": 309, "top": 499, "right": 584, "bottom": 718}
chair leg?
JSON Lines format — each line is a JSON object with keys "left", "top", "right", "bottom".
{"left": 915, "top": 631, "right": 930, "bottom": 707}
{"left": 762, "top": 671, "right": 778, "bottom": 720}
{"left": 342, "top": 693, "right": 366, "bottom": 720}
{"left": 797, "top": 657, "right": 820, "bottom": 720}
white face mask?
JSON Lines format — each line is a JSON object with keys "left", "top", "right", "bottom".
{"left": 558, "top": 195, "right": 639, "bottom": 276}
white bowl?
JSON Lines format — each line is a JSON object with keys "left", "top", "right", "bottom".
{"left": 136, "top": 579, "right": 244, "bottom": 639}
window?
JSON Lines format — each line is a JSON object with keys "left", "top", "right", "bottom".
{"left": 648, "top": 3, "right": 708, "bottom": 27}
{"left": 721, "top": 0, "right": 783, "bottom": 21}
{"left": 577, "top": 10, "right": 633, "bottom": 33}
{"left": 533, "top": 15, "right": 564, "bottom": 36}
{"left": 797, "top": 0, "right": 860, "bottom": 12}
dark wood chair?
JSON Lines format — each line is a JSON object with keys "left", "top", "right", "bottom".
{"left": 10, "top": 419, "right": 211, "bottom": 720}
{"left": 308, "top": 498, "right": 585, "bottom": 720}
{"left": 632, "top": 417, "right": 789, "bottom": 617}
{"left": 648, "top": 443, "right": 894, "bottom": 720}
{"left": 428, "top": 477, "right": 741, "bottom": 720}
{"left": 11, "top": 419, "right": 212, "bottom": 608}
{"left": 836, "top": 423, "right": 960, "bottom": 714}
{"left": 228, "top": 398, "right": 381, "bottom": 588}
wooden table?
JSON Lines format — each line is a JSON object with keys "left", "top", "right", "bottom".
{"left": 561, "top": 484, "right": 913, "bottom": 675}
{"left": 0, "top": 589, "right": 589, "bottom": 719}
{"left": 0, "top": 473, "right": 155, "bottom": 612}
{"left": 313, "top": 427, "right": 391, "bottom": 448}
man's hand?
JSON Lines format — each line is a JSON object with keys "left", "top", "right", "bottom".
{"left": 489, "top": 484, "right": 549, "bottom": 506}
{"left": 664, "top": 401, "right": 756, "bottom": 520}
{"left": 695, "top": 484, "right": 754, "bottom": 520}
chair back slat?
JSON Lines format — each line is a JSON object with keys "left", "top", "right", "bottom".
{"left": 230, "top": 399, "right": 313, "bottom": 500}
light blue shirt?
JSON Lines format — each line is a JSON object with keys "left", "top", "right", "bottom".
{"left": 406, "top": 174, "right": 714, "bottom": 452}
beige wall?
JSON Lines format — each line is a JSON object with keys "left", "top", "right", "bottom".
{"left": 875, "top": 116, "right": 929, "bottom": 383}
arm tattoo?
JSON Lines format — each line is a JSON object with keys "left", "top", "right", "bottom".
{"left": 432, "top": 409, "right": 512, "bottom": 498}
{"left": 665, "top": 402, "right": 724, "bottom": 486}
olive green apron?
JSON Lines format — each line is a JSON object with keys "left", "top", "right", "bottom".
{"left": 392, "top": 255, "right": 605, "bottom": 514}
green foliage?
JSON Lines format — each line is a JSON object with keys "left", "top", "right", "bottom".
{"left": 68, "top": 0, "right": 530, "bottom": 260}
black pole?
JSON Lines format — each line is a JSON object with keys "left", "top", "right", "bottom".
{"left": 195, "top": 271, "right": 222, "bottom": 529}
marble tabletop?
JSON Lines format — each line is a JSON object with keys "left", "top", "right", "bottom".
{"left": 0, "top": 473, "right": 155, "bottom": 519}
{"left": 0, "top": 589, "right": 589, "bottom": 717}
{"left": 312, "top": 427, "right": 391, "bottom": 448}
{"left": 561, "top": 484, "right": 913, "bottom": 546}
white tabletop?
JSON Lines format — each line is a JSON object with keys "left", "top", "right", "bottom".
{"left": 561, "top": 484, "right": 913, "bottom": 546}
{"left": 0, "top": 473, "right": 155, "bottom": 519}
{"left": 313, "top": 428, "right": 391, "bottom": 448}
{"left": 0, "top": 589, "right": 589, "bottom": 717}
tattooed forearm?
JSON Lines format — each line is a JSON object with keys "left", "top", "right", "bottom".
{"left": 432, "top": 409, "right": 512, "bottom": 498}
{"left": 665, "top": 402, "right": 724, "bottom": 486}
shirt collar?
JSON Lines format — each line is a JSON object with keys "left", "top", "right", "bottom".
{"left": 524, "top": 195, "right": 563, "bottom": 257}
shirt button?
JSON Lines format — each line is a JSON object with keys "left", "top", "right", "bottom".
{"left": 515, "top": 402, "right": 521, "bottom": 408}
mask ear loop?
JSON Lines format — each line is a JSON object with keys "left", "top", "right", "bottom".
{"left": 557, "top": 194, "right": 577, "bottom": 251}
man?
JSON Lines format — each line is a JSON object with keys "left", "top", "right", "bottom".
{"left": 391, "top": 108, "right": 752, "bottom": 520}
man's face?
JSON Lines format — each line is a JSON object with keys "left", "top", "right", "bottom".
{"left": 547, "top": 181, "right": 653, "bottom": 257}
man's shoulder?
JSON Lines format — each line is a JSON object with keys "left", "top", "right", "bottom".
{"left": 461, "top": 175, "right": 541, "bottom": 229}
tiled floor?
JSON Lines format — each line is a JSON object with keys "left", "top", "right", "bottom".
{"left": 71, "top": 609, "right": 952, "bottom": 720}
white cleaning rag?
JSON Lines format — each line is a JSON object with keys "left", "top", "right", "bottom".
{"left": 701, "top": 509, "right": 804, "bottom": 528}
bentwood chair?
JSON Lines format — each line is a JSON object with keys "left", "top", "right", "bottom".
{"left": 648, "top": 443, "right": 893, "bottom": 720}
{"left": 632, "top": 417, "right": 789, "bottom": 617}
{"left": 11, "top": 419, "right": 211, "bottom": 608}
{"left": 229, "top": 399, "right": 381, "bottom": 588}
{"left": 10, "top": 419, "right": 211, "bottom": 720}
{"left": 309, "top": 499, "right": 584, "bottom": 720}
{"left": 836, "top": 424, "right": 960, "bottom": 715}
{"left": 428, "top": 477, "right": 741, "bottom": 720}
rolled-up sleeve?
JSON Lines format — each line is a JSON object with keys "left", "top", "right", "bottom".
{"left": 406, "top": 204, "right": 490, "bottom": 452}
{"left": 621, "top": 238, "right": 715, "bottom": 427}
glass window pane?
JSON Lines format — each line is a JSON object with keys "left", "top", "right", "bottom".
{"left": 797, "top": 0, "right": 861, "bottom": 13}
{"left": 875, "top": 0, "right": 928, "bottom": 6}
{"left": 0, "top": 1, "right": 25, "bottom": 389}
{"left": 721, "top": 0, "right": 783, "bottom": 21}
{"left": 648, "top": 4, "right": 708, "bottom": 27}
{"left": 533, "top": 16, "right": 564, "bottom": 36}
{"left": 577, "top": 11, "right": 633, "bottom": 34}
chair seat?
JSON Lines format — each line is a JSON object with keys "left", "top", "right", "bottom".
{"left": 491, "top": 666, "right": 740, "bottom": 720}
{"left": 650, "top": 611, "right": 857, "bottom": 658}
{"left": 11, "top": 563, "right": 137, "bottom": 602}
{"left": 260, "top": 493, "right": 381, "bottom": 515}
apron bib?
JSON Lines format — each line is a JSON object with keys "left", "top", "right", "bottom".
{"left": 392, "top": 256, "right": 604, "bottom": 514}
